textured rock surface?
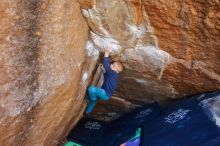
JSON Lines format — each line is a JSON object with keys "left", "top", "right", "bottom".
{"left": 0, "top": 0, "right": 220, "bottom": 144}
{"left": 0, "top": 0, "right": 98, "bottom": 145}
{"left": 78, "top": 0, "right": 220, "bottom": 119}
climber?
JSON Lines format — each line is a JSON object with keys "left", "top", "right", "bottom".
{"left": 85, "top": 48, "right": 124, "bottom": 114}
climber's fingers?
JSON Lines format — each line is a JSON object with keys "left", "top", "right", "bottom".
{"left": 104, "top": 48, "right": 111, "bottom": 53}
{"left": 100, "top": 64, "right": 106, "bottom": 73}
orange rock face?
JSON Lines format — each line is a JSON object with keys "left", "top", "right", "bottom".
{"left": 78, "top": 0, "right": 220, "bottom": 119}
{"left": 0, "top": 0, "right": 220, "bottom": 144}
{"left": 0, "top": 0, "right": 98, "bottom": 145}
{"left": 143, "top": 0, "right": 220, "bottom": 98}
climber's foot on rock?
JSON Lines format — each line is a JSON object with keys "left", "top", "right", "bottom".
{"left": 83, "top": 98, "right": 90, "bottom": 104}
{"left": 83, "top": 111, "right": 91, "bottom": 117}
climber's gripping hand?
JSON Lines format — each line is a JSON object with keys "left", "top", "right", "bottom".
{"left": 104, "top": 48, "right": 110, "bottom": 57}
{"left": 100, "top": 64, "right": 106, "bottom": 73}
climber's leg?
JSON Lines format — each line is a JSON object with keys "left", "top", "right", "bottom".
{"left": 88, "top": 85, "right": 98, "bottom": 101}
{"left": 95, "top": 88, "right": 110, "bottom": 101}
{"left": 85, "top": 100, "right": 97, "bottom": 114}
{"left": 88, "top": 85, "right": 109, "bottom": 101}
{"left": 85, "top": 86, "right": 109, "bottom": 114}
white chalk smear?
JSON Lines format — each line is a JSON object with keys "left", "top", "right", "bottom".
{"left": 90, "top": 32, "right": 122, "bottom": 53}
{"left": 82, "top": 72, "right": 88, "bottom": 84}
{"left": 135, "top": 78, "right": 147, "bottom": 84}
{"left": 81, "top": 9, "right": 90, "bottom": 18}
{"left": 126, "top": 23, "right": 146, "bottom": 38}
{"left": 85, "top": 40, "right": 99, "bottom": 58}
{"left": 136, "top": 45, "right": 171, "bottom": 67}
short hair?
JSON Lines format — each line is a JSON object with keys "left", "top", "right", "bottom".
{"left": 113, "top": 61, "right": 123, "bottom": 72}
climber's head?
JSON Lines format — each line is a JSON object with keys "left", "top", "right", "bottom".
{"left": 110, "top": 61, "right": 123, "bottom": 73}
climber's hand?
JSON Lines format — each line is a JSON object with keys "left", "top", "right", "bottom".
{"left": 100, "top": 64, "right": 106, "bottom": 73}
{"left": 104, "top": 48, "right": 110, "bottom": 57}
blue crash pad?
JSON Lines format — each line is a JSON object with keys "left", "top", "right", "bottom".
{"left": 67, "top": 103, "right": 161, "bottom": 146}
{"left": 66, "top": 91, "right": 220, "bottom": 146}
{"left": 141, "top": 91, "right": 220, "bottom": 146}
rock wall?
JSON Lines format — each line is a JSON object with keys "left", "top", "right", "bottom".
{"left": 78, "top": 0, "right": 220, "bottom": 119}
{"left": 0, "top": 0, "right": 220, "bottom": 144}
{"left": 0, "top": 0, "right": 98, "bottom": 145}
{"left": 79, "top": 0, "right": 220, "bottom": 102}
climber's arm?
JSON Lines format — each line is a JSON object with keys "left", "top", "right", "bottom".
{"left": 104, "top": 48, "right": 110, "bottom": 57}
{"left": 103, "top": 48, "right": 111, "bottom": 72}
